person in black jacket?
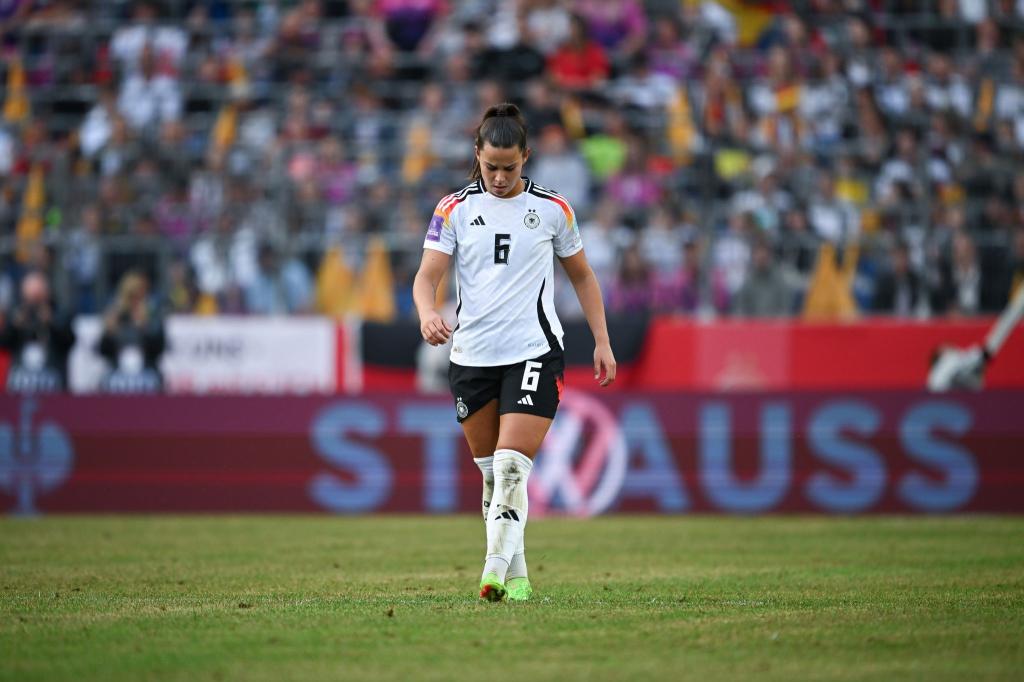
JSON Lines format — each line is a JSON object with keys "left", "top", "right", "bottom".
{"left": 97, "top": 270, "right": 166, "bottom": 393}
{"left": 0, "top": 270, "right": 76, "bottom": 392}
{"left": 873, "top": 241, "right": 924, "bottom": 317}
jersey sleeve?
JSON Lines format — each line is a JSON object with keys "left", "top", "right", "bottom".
{"left": 423, "top": 195, "right": 458, "bottom": 255}
{"left": 552, "top": 199, "right": 583, "bottom": 258}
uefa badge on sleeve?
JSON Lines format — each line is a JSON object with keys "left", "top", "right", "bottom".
{"left": 456, "top": 399, "right": 469, "bottom": 419}
{"left": 524, "top": 209, "right": 540, "bottom": 229}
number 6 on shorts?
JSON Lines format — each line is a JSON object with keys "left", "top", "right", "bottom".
{"left": 521, "top": 361, "right": 542, "bottom": 392}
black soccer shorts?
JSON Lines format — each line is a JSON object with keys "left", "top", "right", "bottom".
{"left": 448, "top": 347, "right": 565, "bottom": 423}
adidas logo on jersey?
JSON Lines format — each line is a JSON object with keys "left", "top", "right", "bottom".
{"left": 471, "top": 215, "right": 486, "bottom": 226}
{"left": 517, "top": 395, "right": 534, "bottom": 406}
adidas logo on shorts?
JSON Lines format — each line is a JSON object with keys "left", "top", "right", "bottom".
{"left": 517, "top": 395, "right": 534, "bottom": 406}
{"left": 471, "top": 215, "right": 486, "bottom": 226}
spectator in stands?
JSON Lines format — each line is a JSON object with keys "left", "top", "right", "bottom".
{"left": 875, "top": 47, "right": 911, "bottom": 120}
{"left": 317, "top": 136, "right": 359, "bottom": 207}
{"left": 529, "top": 124, "right": 590, "bottom": 217}
{"left": 932, "top": 231, "right": 983, "bottom": 316}
{"left": 733, "top": 238, "right": 792, "bottom": 318}
{"left": 521, "top": 0, "right": 572, "bottom": 57}
{"left": 800, "top": 52, "right": 849, "bottom": 154}
{"left": 96, "top": 115, "right": 141, "bottom": 178}
{"left": 731, "top": 159, "right": 792, "bottom": 236}
{"left": 611, "top": 52, "right": 678, "bottom": 115}
{"left": 699, "top": 44, "right": 748, "bottom": 143}
{"left": 577, "top": 197, "right": 628, "bottom": 294}
{"left": 639, "top": 204, "right": 684, "bottom": 276}
{"left": 579, "top": 107, "right": 629, "bottom": 183}
{"left": 165, "top": 258, "right": 201, "bottom": 314}
{"left": 655, "top": 232, "right": 724, "bottom": 315}
{"left": 809, "top": 171, "right": 860, "bottom": 244}
{"left": 646, "top": 12, "right": 696, "bottom": 81}
{"left": 154, "top": 175, "right": 198, "bottom": 244}
{"left": 873, "top": 242, "right": 925, "bottom": 317}
{"left": 712, "top": 211, "right": 753, "bottom": 307}
{"left": 778, "top": 206, "right": 818, "bottom": 280}
{"left": 0, "top": 270, "right": 75, "bottom": 393}
{"left": 374, "top": 0, "right": 448, "bottom": 55}
{"left": 572, "top": 0, "right": 647, "bottom": 62}
{"left": 546, "top": 13, "right": 609, "bottom": 93}
{"left": 64, "top": 204, "right": 103, "bottom": 315}
{"left": 110, "top": 1, "right": 187, "bottom": 77}
{"left": 607, "top": 243, "right": 654, "bottom": 315}
{"left": 117, "top": 46, "right": 183, "bottom": 133}
{"left": 604, "top": 136, "right": 661, "bottom": 218}
{"left": 520, "top": 79, "right": 563, "bottom": 137}
{"left": 79, "top": 87, "right": 119, "bottom": 160}
{"left": 272, "top": 0, "right": 324, "bottom": 80}
{"left": 463, "top": 19, "right": 545, "bottom": 83}
{"left": 244, "top": 242, "right": 313, "bottom": 315}
{"left": 190, "top": 213, "right": 257, "bottom": 311}
{"left": 924, "top": 53, "right": 972, "bottom": 120}
{"left": 97, "top": 270, "right": 166, "bottom": 393}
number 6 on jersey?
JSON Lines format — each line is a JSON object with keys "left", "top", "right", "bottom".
{"left": 494, "top": 234, "right": 511, "bottom": 265}
{"left": 521, "top": 360, "right": 542, "bottom": 392}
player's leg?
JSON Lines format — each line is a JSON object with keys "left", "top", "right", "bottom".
{"left": 482, "top": 348, "right": 563, "bottom": 601}
{"left": 489, "top": 413, "right": 552, "bottom": 601}
{"left": 460, "top": 399, "right": 499, "bottom": 521}
{"left": 448, "top": 362, "right": 507, "bottom": 600}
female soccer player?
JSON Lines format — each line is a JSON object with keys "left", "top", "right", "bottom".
{"left": 413, "top": 103, "right": 616, "bottom": 602}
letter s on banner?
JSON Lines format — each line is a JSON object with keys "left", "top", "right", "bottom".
{"left": 898, "top": 401, "right": 978, "bottom": 512}
{"left": 309, "top": 402, "right": 392, "bottom": 512}
{"left": 805, "top": 401, "right": 885, "bottom": 513}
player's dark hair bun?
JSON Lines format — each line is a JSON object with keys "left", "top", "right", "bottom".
{"left": 485, "top": 102, "right": 524, "bottom": 122}
{"left": 471, "top": 102, "right": 529, "bottom": 180}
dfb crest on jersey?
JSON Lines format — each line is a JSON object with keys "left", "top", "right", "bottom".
{"left": 523, "top": 209, "right": 540, "bottom": 229}
{"left": 456, "top": 399, "right": 469, "bottom": 419}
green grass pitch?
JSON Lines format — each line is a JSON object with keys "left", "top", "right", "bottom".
{"left": 2, "top": 516, "right": 1023, "bottom": 681}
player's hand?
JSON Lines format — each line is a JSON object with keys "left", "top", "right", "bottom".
{"left": 594, "top": 342, "right": 616, "bottom": 387}
{"left": 420, "top": 310, "right": 452, "bottom": 346}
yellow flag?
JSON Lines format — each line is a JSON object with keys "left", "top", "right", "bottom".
{"left": 3, "top": 56, "right": 30, "bottom": 123}
{"left": 356, "top": 236, "right": 396, "bottom": 322}
{"left": 401, "top": 119, "right": 433, "bottom": 185}
{"left": 15, "top": 163, "right": 45, "bottom": 262}
{"left": 802, "top": 242, "right": 859, "bottom": 321}
{"left": 211, "top": 103, "right": 237, "bottom": 151}
{"left": 667, "top": 87, "right": 696, "bottom": 165}
{"left": 316, "top": 245, "right": 356, "bottom": 318}
{"left": 974, "top": 78, "right": 994, "bottom": 131}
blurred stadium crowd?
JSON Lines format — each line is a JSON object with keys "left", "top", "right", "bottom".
{"left": 1, "top": 0, "right": 1024, "bottom": 326}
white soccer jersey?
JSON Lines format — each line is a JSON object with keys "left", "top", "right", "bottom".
{"left": 423, "top": 177, "right": 583, "bottom": 367}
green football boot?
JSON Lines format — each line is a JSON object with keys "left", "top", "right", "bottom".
{"left": 479, "top": 573, "right": 506, "bottom": 602}
{"left": 506, "top": 577, "right": 533, "bottom": 602}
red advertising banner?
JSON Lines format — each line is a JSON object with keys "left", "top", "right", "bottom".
{"left": 1, "top": 391, "right": 1021, "bottom": 515}
{"left": 630, "top": 318, "right": 1024, "bottom": 390}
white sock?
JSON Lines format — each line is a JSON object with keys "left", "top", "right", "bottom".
{"left": 507, "top": 550, "right": 528, "bottom": 580}
{"left": 473, "top": 456, "right": 494, "bottom": 521}
{"left": 482, "top": 449, "right": 532, "bottom": 583}
{"left": 477, "top": 455, "right": 528, "bottom": 580}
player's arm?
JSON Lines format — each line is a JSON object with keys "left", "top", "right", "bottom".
{"left": 559, "top": 250, "right": 616, "bottom": 386}
{"left": 414, "top": 249, "right": 453, "bottom": 346}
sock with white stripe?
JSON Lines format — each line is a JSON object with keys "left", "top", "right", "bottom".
{"left": 482, "top": 449, "right": 532, "bottom": 583}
